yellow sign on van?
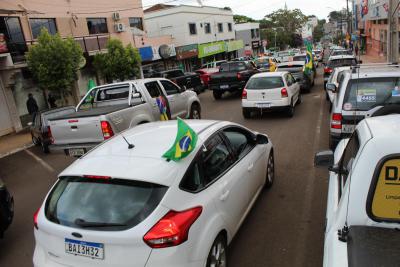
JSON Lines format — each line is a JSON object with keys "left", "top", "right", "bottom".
{"left": 371, "top": 159, "right": 400, "bottom": 220}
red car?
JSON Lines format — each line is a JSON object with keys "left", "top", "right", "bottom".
{"left": 195, "top": 68, "right": 219, "bottom": 87}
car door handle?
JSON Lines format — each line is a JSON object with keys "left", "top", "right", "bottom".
{"left": 247, "top": 163, "right": 254, "bottom": 172}
{"left": 220, "top": 190, "right": 230, "bottom": 201}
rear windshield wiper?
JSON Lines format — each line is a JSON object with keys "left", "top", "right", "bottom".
{"left": 75, "top": 218, "right": 127, "bottom": 228}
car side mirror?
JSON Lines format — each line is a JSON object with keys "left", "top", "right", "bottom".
{"left": 27, "top": 122, "right": 33, "bottom": 126}
{"left": 326, "top": 83, "right": 337, "bottom": 92}
{"left": 132, "top": 92, "right": 142, "bottom": 99}
{"left": 256, "top": 134, "right": 269, "bottom": 145}
{"left": 314, "top": 150, "right": 334, "bottom": 167}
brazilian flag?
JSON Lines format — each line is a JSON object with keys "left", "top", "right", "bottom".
{"left": 304, "top": 42, "right": 314, "bottom": 76}
{"left": 163, "top": 118, "right": 198, "bottom": 161}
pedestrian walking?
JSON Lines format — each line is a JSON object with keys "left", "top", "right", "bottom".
{"left": 48, "top": 93, "right": 57, "bottom": 108}
{"left": 26, "top": 93, "right": 39, "bottom": 121}
{"left": 355, "top": 45, "right": 359, "bottom": 57}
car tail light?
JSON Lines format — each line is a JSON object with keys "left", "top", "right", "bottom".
{"left": 324, "top": 67, "right": 333, "bottom": 74}
{"left": 242, "top": 89, "right": 247, "bottom": 99}
{"left": 237, "top": 72, "right": 242, "bottom": 80}
{"left": 331, "top": 113, "right": 342, "bottom": 129}
{"left": 101, "top": 121, "right": 114, "bottom": 140}
{"left": 68, "top": 119, "right": 78, "bottom": 123}
{"left": 47, "top": 126, "right": 54, "bottom": 144}
{"left": 205, "top": 75, "right": 210, "bottom": 83}
{"left": 143, "top": 206, "right": 202, "bottom": 248}
{"left": 281, "top": 88, "right": 288, "bottom": 98}
{"left": 33, "top": 207, "right": 40, "bottom": 230}
{"left": 83, "top": 175, "right": 111, "bottom": 180}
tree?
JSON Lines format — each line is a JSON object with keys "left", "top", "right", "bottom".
{"left": 93, "top": 39, "right": 141, "bottom": 83}
{"left": 313, "top": 19, "right": 326, "bottom": 42}
{"left": 233, "top": 14, "right": 255, "bottom": 23}
{"left": 26, "top": 28, "right": 83, "bottom": 103}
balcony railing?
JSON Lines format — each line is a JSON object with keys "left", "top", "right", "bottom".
{"left": 73, "top": 34, "right": 110, "bottom": 55}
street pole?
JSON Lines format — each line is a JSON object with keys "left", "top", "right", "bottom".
{"left": 388, "top": 0, "right": 399, "bottom": 63}
{"left": 274, "top": 31, "right": 277, "bottom": 49}
{"left": 346, "top": 0, "right": 351, "bottom": 34}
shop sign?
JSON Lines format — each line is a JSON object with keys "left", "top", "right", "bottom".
{"left": 198, "top": 41, "right": 225, "bottom": 58}
{"left": 175, "top": 44, "right": 198, "bottom": 60}
{"left": 252, "top": 41, "right": 260, "bottom": 49}
{"left": 139, "top": 46, "right": 153, "bottom": 61}
{"left": 226, "top": 40, "right": 244, "bottom": 52}
{"left": 153, "top": 44, "right": 176, "bottom": 60}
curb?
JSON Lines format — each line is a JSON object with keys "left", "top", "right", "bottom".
{"left": 0, "top": 143, "right": 34, "bottom": 159}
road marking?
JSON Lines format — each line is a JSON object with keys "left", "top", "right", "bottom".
{"left": 25, "top": 149, "right": 55, "bottom": 173}
{"left": 294, "top": 90, "right": 325, "bottom": 266}
{"left": 0, "top": 144, "right": 34, "bottom": 159}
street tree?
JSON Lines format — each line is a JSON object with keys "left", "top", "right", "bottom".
{"left": 26, "top": 28, "right": 83, "bottom": 104}
{"left": 233, "top": 14, "right": 255, "bottom": 23}
{"left": 93, "top": 38, "right": 141, "bottom": 83}
{"left": 313, "top": 19, "right": 326, "bottom": 42}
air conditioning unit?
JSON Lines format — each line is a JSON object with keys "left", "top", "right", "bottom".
{"left": 114, "top": 23, "right": 125, "bottom": 32}
{"left": 112, "top": 12, "right": 120, "bottom": 21}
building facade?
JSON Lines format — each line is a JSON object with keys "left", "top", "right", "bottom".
{"left": 234, "top": 23, "right": 261, "bottom": 57}
{"left": 144, "top": 5, "right": 238, "bottom": 71}
{"left": 0, "top": 0, "right": 157, "bottom": 136}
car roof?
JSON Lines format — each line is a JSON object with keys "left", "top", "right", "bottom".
{"left": 251, "top": 71, "right": 287, "bottom": 78}
{"left": 329, "top": 55, "right": 355, "bottom": 60}
{"left": 59, "top": 120, "right": 225, "bottom": 186}
{"left": 364, "top": 114, "right": 400, "bottom": 141}
{"left": 350, "top": 66, "right": 400, "bottom": 78}
{"left": 277, "top": 61, "right": 305, "bottom": 67}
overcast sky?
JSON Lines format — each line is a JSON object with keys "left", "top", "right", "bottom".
{"left": 142, "top": 0, "right": 348, "bottom": 20}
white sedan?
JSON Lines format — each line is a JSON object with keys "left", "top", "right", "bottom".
{"left": 242, "top": 72, "right": 301, "bottom": 118}
{"left": 33, "top": 120, "right": 274, "bottom": 267}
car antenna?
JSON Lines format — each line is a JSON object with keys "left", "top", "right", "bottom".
{"left": 122, "top": 135, "right": 134, "bottom": 149}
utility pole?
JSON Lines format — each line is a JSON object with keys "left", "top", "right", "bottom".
{"left": 388, "top": 0, "right": 399, "bottom": 63}
{"left": 346, "top": 0, "right": 351, "bottom": 34}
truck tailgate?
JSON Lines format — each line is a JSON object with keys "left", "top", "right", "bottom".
{"left": 49, "top": 116, "right": 105, "bottom": 145}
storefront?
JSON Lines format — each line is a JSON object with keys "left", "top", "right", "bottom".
{"left": 141, "top": 44, "right": 179, "bottom": 77}
{"left": 252, "top": 40, "right": 262, "bottom": 56}
{"left": 198, "top": 41, "right": 226, "bottom": 64}
{"left": 175, "top": 44, "right": 199, "bottom": 72}
{"left": 225, "top": 40, "right": 244, "bottom": 60}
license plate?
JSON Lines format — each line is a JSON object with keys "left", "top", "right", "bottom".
{"left": 342, "top": 124, "right": 356, "bottom": 133}
{"left": 69, "top": 148, "right": 85, "bottom": 157}
{"left": 256, "top": 103, "right": 271, "bottom": 108}
{"left": 65, "top": 238, "right": 104, "bottom": 260}
{"left": 220, "top": 85, "right": 229, "bottom": 89}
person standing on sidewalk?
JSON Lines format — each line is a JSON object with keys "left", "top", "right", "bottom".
{"left": 355, "top": 44, "right": 359, "bottom": 57}
{"left": 26, "top": 93, "right": 39, "bottom": 121}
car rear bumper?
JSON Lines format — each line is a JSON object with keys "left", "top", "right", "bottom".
{"left": 242, "top": 98, "right": 291, "bottom": 108}
{"left": 49, "top": 143, "right": 100, "bottom": 156}
{"left": 209, "top": 81, "right": 246, "bottom": 92}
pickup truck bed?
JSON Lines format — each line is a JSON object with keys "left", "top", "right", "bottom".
{"left": 51, "top": 104, "right": 131, "bottom": 120}
{"left": 347, "top": 226, "right": 400, "bottom": 267}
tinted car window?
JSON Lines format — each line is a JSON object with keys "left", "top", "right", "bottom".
{"left": 145, "top": 81, "right": 163, "bottom": 98}
{"left": 293, "top": 55, "right": 306, "bottom": 61}
{"left": 246, "top": 77, "right": 284, "bottom": 89}
{"left": 161, "top": 80, "right": 180, "bottom": 95}
{"left": 223, "top": 129, "right": 254, "bottom": 159}
{"left": 203, "top": 135, "right": 234, "bottom": 184}
{"left": 45, "top": 177, "right": 167, "bottom": 231}
{"left": 180, "top": 161, "right": 203, "bottom": 192}
{"left": 163, "top": 70, "right": 184, "bottom": 78}
{"left": 343, "top": 77, "right": 400, "bottom": 111}
{"left": 97, "top": 86, "right": 130, "bottom": 101}
{"left": 339, "top": 133, "right": 360, "bottom": 199}
{"left": 328, "top": 59, "right": 357, "bottom": 68}
{"left": 220, "top": 62, "right": 246, "bottom": 72}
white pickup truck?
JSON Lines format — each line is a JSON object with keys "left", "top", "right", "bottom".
{"left": 315, "top": 114, "right": 400, "bottom": 267}
{"left": 48, "top": 78, "right": 201, "bottom": 157}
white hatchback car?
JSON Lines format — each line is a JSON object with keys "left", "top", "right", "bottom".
{"left": 33, "top": 120, "right": 274, "bottom": 267}
{"left": 242, "top": 72, "right": 301, "bottom": 118}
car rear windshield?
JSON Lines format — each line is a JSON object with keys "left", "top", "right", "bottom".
{"left": 45, "top": 176, "right": 168, "bottom": 231}
{"left": 343, "top": 77, "right": 400, "bottom": 111}
{"left": 246, "top": 77, "right": 284, "bottom": 89}
{"left": 220, "top": 62, "right": 247, "bottom": 72}
{"left": 328, "top": 59, "right": 357, "bottom": 68}
{"left": 293, "top": 56, "right": 306, "bottom": 61}
{"left": 332, "top": 50, "right": 351, "bottom": 56}
{"left": 163, "top": 70, "right": 184, "bottom": 78}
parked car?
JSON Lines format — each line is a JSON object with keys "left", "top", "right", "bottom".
{"left": 200, "top": 60, "right": 227, "bottom": 69}
{"left": 315, "top": 114, "right": 400, "bottom": 267}
{"left": 195, "top": 68, "right": 219, "bottom": 87}
{"left": 329, "top": 48, "right": 352, "bottom": 57}
{"left": 150, "top": 69, "right": 204, "bottom": 94}
{"left": 327, "top": 65, "right": 400, "bottom": 149}
{"left": 242, "top": 71, "right": 301, "bottom": 118}
{"left": 29, "top": 106, "right": 76, "bottom": 153}
{"left": 33, "top": 120, "right": 274, "bottom": 267}
{"left": 208, "top": 61, "right": 259, "bottom": 100}
{"left": 324, "top": 55, "right": 359, "bottom": 87}
{"left": 48, "top": 79, "right": 201, "bottom": 157}
{"left": 324, "top": 66, "right": 350, "bottom": 103}
{"left": 276, "top": 61, "right": 314, "bottom": 92}
{"left": 274, "top": 51, "right": 292, "bottom": 63}
{"left": 0, "top": 177, "right": 13, "bottom": 238}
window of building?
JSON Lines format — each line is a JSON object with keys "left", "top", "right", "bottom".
{"left": 251, "top": 29, "right": 256, "bottom": 38}
{"left": 129, "top": 17, "right": 143, "bottom": 31}
{"left": 204, "top": 22, "right": 211, "bottom": 34}
{"left": 218, "top": 23, "right": 223, "bottom": 33}
{"left": 228, "top": 22, "right": 232, "bottom": 32}
{"left": 30, "top": 18, "right": 57, "bottom": 39}
{"left": 189, "top": 23, "right": 197, "bottom": 35}
{"left": 87, "top": 18, "right": 108, "bottom": 34}
{"left": 0, "top": 17, "right": 27, "bottom": 62}
{"left": 256, "top": 28, "right": 260, "bottom": 38}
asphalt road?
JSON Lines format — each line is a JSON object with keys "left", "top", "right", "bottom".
{"left": 0, "top": 68, "right": 330, "bottom": 267}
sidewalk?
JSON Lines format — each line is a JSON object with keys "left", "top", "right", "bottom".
{"left": 0, "top": 129, "right": 33, "bottom": 158}
{"left": 360, "top": 54, "right": 386, "bottom": 64}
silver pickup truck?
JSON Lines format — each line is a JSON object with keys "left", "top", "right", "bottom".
{"left": 48, "top": 78, "right": 201, "bottom": 157}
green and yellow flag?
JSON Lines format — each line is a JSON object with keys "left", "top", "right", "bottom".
{"left": 163, "top": 118, "right": 198, "bottom": 161}
{"left": 304, "top": 42, "right": 314, "bottom": 76}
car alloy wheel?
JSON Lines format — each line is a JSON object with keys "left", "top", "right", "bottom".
{"left": 265, "top": 152, "right": 274, "bottom": 188}
{"left": 207, "top": 235, "right": 227, "bottom": 267}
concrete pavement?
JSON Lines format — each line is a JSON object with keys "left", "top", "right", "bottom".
{"left": 0, "top": 130, "right": 33, "bottom": 159}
